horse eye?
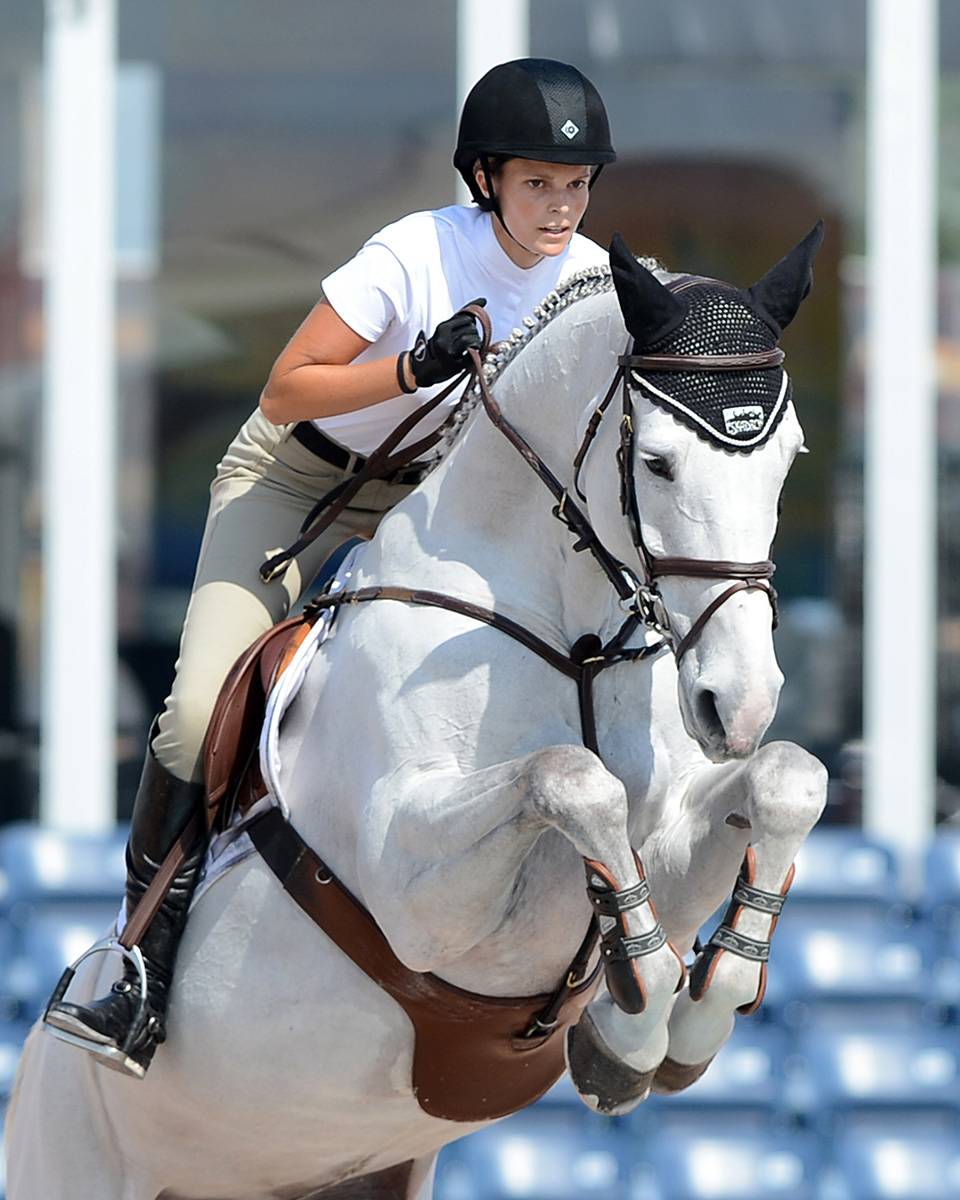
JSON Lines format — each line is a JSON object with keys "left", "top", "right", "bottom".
{"left": 643, "top": 456, "right": 673, "bottom": 481}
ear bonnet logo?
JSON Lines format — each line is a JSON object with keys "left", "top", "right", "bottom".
{"left": 722, "top": 406, "right": 765, "bottom": 436}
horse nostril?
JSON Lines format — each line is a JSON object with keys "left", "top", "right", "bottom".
{"left": 694, "top": 687, "right": 726, "bottom": 745}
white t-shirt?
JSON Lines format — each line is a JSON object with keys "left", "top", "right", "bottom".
{"left": 317, "top": 205, "right": 608, "bottom": 456}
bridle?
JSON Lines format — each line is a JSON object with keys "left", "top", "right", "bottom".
{"left": 463, "top": 283, "right": 782, "bottom": 670}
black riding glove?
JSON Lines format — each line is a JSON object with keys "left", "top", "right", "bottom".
{"left": 407, "top": 300, "right": 487, "bottom": 388}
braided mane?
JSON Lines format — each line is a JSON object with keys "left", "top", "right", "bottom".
{"left": 430, "top": 257, "right": 661, "bottom": 459}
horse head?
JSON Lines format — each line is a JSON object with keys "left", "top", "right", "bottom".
{"left": 580, "top": 224, "right": 824, "bottom": 762}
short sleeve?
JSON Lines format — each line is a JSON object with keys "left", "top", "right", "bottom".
{"left": 321, "top": 239, "right": 413, "bottom": 345}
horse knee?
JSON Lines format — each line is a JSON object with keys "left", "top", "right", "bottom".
{"left": 524, "top": 745, "right": 626, "bottom": 831}
{"left": 744, "top": 741, "right": 827, "bottom": 836}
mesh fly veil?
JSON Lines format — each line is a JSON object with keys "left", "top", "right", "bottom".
{"left": 628, "top": 278, "right": 790, "bottom": 452}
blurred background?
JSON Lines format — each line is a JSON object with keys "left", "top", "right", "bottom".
{"left": 2, "top": 2, "right": 960, "bottom": 1198}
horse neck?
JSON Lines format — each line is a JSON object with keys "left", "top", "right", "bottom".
{"left": 378, "top": 299, "right": 626, "bottom": 641}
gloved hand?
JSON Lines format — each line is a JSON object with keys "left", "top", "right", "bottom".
{"left": 408, "top": 299, "right": 487, "bottom": 388}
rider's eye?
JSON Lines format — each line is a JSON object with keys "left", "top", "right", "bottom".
{"left": 643, "top": 457, "right": 673, "bottom": 481}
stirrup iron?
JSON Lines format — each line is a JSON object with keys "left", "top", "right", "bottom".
{"left": 43, "top": 938, "right": 152, "bottom": 1079}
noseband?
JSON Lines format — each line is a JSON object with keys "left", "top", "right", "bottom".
{"left": 465, "top": 293, "right": 781, "bottom": 667}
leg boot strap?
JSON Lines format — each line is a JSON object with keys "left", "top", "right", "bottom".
{"left": 689, "top": 847, "right": 794, "bottom": 1014}
{"left": 585, "top": 853, "right": 684, "bottom": 1015}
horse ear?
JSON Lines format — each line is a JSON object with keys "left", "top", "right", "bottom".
{"left": 746, "top": 220, "right": 825, "bottom": 336}
{"left": 609, "top": 232, "right": 687, "bottom": 350}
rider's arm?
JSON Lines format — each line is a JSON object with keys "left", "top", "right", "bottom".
{"left": 259, "top": 301, "right": 416, "bottom": 424}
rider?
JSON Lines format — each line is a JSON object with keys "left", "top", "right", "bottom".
{"left": 43, "top": 58, "right": 617, "bottom": 1076}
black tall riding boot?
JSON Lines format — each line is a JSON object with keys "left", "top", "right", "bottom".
{"left": 43, "top": 736, "right": 207, "bottom": 1078}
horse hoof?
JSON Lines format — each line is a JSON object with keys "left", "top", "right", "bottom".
{"left": 564, "top": 1011, "right": 657, "bottom": 1115}
{"left": 651, "top": 1054, "right": 713, "bottom": 1095}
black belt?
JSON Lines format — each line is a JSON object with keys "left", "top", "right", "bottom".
{"left": 291, "top": 422, "right": 429, "bottom": 485}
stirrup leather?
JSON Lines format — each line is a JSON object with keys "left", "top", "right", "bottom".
{"left": 43, "top": 938, "right": 154, "bottom": 1080}
{"left": 689, "top": 847, "right": 795, "bottom": 1015}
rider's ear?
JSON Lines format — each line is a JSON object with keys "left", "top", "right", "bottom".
{"left": 746, "top": 220, "right": 825, "bottom": 336}
{"left": 474, "top": 161, "right": 489, "bottom": 199}
{"left": 609, "top": 232, "right": 686, "bottom": 350}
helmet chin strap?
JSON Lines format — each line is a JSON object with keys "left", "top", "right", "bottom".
{"left": 480, "top": 155, "right": 543, "bottom": 264}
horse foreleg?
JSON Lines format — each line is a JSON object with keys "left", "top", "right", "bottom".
{"left": 363, "top": 745, "right": 682, "bottom": 1013}
{"left": 565, "top": 741, "right": 826, "bottom": 1113}
{"left": 653, "top": 740, "right": 827, "bottom": 1091}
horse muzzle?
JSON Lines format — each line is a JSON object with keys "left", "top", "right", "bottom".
{"left": 680, "top": 666, "right": 783, "bottom": 762}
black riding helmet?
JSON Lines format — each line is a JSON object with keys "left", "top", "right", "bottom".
{"left": 454, "top": 58, "right": 616, "bottom": 214}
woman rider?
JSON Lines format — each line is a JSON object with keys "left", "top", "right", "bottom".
{"left": 44, "top": 57, "right": 617, "bottom": 1076}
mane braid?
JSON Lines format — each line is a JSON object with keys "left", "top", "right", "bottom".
{"left": 428, "top": 258, "right": 661, "bottom": 459}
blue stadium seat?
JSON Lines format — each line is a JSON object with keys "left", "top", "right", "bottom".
{"left": 923, "top": 833, "right": 960, "bottom": 930}
{"left": 761, "top": 914, "right": 937, "bottom": 1024}
{"left": 0, "top": 927, "right": 16, "bottom": 1024}
{"left": 0, "top": 906, "right": 118, "bottom": 1021}
{"left": 0, "top": 822, "right": 128, "bottom": 918}
{"left": 831, "top": 1128, "right": 960, "bottom": 1199}
{"left": 633, "top": 1130, "right": 820, "bottom": 1200}
{"left": 534, "top": 1070, "right": 584, "bottom": 1110}
{"left": 789, "top": 829, "right": 900, "bottom": 913}
{"left": 0, "top": 1023, "right": 28, "bottom": 1101}
{"left": 794, "top": 1027, "right": 960, "bottom": 1128}
{"left": 641, "top": 1023, "right": 793, "bottom": 1132}
{"left": 435, "top": 1111, "right": 632, "bottom": 1200}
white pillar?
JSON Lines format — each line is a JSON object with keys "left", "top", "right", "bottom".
{"left": 863, "top": 0, "right": 938, "bottom": 854}
{"left": 41, "top": 0, "right": 117, "bottom": 831}
{"left": 456, "top": 0, "right": 530, "bottom": 203}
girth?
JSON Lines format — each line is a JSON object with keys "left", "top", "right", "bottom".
{"left": 246, "top": 805, "right": 600, "bottom": 1122}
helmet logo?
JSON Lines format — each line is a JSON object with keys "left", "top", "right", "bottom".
{"left": 561, "top": 119, "right": 580, "bottom": 140}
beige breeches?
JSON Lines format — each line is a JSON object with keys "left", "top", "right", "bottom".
{"left": 152, "top": 409, "right": 414, "bottom": 783}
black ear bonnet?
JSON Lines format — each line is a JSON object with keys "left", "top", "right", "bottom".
{"left": 609, "top": 223, "right": 824, "bottom": 452}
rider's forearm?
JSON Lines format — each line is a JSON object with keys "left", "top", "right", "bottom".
{"left": 259, "top": 354, "right": 416, "bottom": 424}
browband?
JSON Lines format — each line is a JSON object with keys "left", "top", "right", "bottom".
{"left": 618, "top": 348, "right": 785, "bottom": 374}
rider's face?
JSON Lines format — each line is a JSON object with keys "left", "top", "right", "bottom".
{"left": 474, "top": 158, "right": 592, "bottom": 268}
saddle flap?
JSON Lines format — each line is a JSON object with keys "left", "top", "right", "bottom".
{"left": 202, "top": 614, "right": 316, "bottom": 828}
